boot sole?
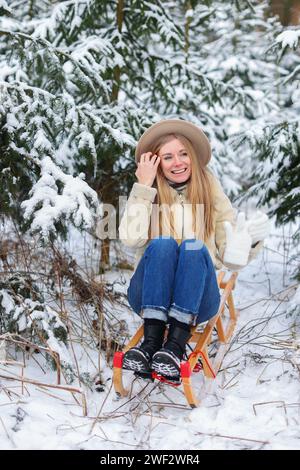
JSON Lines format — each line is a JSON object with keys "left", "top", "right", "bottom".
{"left": 152, "top": 350, "right": 180, "bottom": 378}
{"left": 122, "top": 348, "right": 151, "bottom": 374}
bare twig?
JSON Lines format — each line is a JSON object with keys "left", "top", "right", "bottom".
{"left": 195, "top": 431, "right": 269, "bottom": 446}
{"left": 0, "top": 373, "right": 87, "bottom": 416}
{"left": 0, "top": 415, "right": 16, "bottom": 448}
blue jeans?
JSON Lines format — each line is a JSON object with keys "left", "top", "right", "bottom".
{"left": 127, "top": 237, "right": 221, "bottom": 325}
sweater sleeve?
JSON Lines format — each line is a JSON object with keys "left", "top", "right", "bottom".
{"left": 118, "top": 183, "right": 157, "bottom": 248}
{"left": 209, "top": 173, "right": 235, "bottom": 267}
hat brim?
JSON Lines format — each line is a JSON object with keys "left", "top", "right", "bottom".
{"left": 135, "top": 119, "right": 211, "bottom": 166}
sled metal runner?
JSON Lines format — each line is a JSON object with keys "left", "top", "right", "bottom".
{"left": 113, "top": 271, "right": 239, "bottom": 408}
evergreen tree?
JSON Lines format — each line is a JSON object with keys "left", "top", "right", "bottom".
{"left": 236, "top": 27, "right": 300, "bottom": 278}
{"left": 0, "top": 0, "right": 184, "bottom": 269}
{"left": 166, "top": 0, "right": 285, "bottom": 189}
{"left": 0, "top": 0, "right": 298, "bottom": 270}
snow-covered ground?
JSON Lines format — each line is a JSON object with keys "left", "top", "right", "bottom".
{"left": 0, "top": 220, "right": 299, "bottom": 450}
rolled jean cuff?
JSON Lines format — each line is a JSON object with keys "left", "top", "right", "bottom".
{"left": 142, "top": 307, "right": 168, "bottom": 322}
{"left": 168, "top": 307, "right": 195, "bottom": 325}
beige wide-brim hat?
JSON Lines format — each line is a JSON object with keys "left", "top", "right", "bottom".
{"left": 135, "top": 119, "right": 211, "bottom": 166}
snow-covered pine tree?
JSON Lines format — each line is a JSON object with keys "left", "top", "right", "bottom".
{"left": 0, "top": 2, "right": 271, "bottom": 228}
{"left": 1, "top": 1, "right": 299, "bottom": 375}
{"left": 165, "top": 0, "right": 285, "bottom": 191}
{"left": 0, "top": 273, "right": 68, "bottom": 345}
{"left": 236, "top": 27, "right": 300, "bottom": 279}
{"left": 0, "top": 0, "right": 186, "bottom": 269}
{"left": 172, "top": 1, "right": 299, "bottom": 281}
{"left": 0, "top": 0, "right": 297, "bottom": 268}
{"left": 166, "top": 0, "right": 300, "bottom": 281}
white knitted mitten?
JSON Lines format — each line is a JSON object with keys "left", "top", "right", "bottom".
{"left": 245, "top": 210, "right": 270, "bottom": 245}
{"left": 223, "top": 212, "right": 252, "bottom": 267}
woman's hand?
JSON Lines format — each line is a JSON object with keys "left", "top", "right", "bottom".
{"left": 245, "top": 210, "right": 270, "bottom": 244}
{"left": 135, "top": 152, "right": 160, "bottom": 187}
{"left": 223, "top": 212, "right": 252, "bottom": 267}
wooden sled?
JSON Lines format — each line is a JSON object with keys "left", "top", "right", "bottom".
{"left": 113, "top": 271, "right": 239, "bottom": 408}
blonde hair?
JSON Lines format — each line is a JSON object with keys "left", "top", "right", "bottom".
{"left": 147, "top": 133, "right": 214, "bottom": 242}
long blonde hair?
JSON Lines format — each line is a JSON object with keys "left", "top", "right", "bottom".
{"left": 148, "top": 133, "right": 214, "bottom": 243}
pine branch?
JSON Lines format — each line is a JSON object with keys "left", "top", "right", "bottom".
{"left": 0, "top": 29, "right": 115, "bottom": 100}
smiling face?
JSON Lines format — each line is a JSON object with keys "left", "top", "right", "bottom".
{"left": 158, "top": 138, "right": 191, "bottom": 183}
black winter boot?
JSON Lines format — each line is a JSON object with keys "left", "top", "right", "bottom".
{"left": 152, "top": 318, "right": 191, "bottom": 378}
{"left": 123, "top": 319, "right": 166, "bottom": 374}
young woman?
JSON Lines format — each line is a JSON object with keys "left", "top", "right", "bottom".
{"left": 119, "top": 119, "right": 270, "bottom": 379}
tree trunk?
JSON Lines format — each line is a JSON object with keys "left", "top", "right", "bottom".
{"left": 100, "top": 238, "right": 110, "bottom": 273}
{"left": 184, "top": 0, "right": 192, "bottom": 64}
{"left": 99, "top": 0, "right": 124, "bottom": 272}
{"left": 269, "top": 0, "right": 300, "bottom": 26}
{"left": 111, "top": 0, "right": 124, "bottom": 101}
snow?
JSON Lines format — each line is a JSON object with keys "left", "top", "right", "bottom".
{"left": 0, "top": 0, "right": 299, "bottom": 453}
{"left": 291, "top": 286, "right": 300, "bottom": 307}
{"left": 0, "top": 64, "right": 16, "bottom": 81}
{"left": 46, "top": 329, "right": 72, "bottom": 365}
{"left": 0, "top": 220, "right": 299, "bottom": 450}
{"left": 0, "top": 290, "right": 15, "bottom": 313}
{"left": 185, "top": 9, "right": 194, "bottom": 20}
{"left": 0, "top": 0, "right": 10, "bottom": 12}
{"left": 21, "top": 157, "right": 100, "bottom": 239}
{"left": 33, "top": 128, "right": 52, "bottom": 151}
{"left": 276, "top": 30, "right": 300, "bottom": 49}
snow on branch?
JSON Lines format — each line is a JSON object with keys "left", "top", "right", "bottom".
{"left": 25, "top": 0, "right": 101, "bottom": 43}
{"left": 142, "top": 1, "right": 184, "bottom": 47}
{"left": 0, "top": 0, "right": 11, "bottom": 15}
{"left": 1, "top": 81, "right": 136, "bottom": 167}
{"left": 0, "top": 274, "right": 70, "bottom": 363}
{"left": 276, "top": 30, "right": 300, "bottom": 50}
{"left": 0, "top": 29, "right": 117, "bottom": 99}
{"left": 161, "top": 59, "right": 269, "bottom": 114}
{"left": 21, "top": 157, "right": 100, "bottom": 240}
{"left": 267, "top": 29, "right": 300, "bottom": 62}
{"left": 232, "top": 120, "right": 300, "bottom": 226}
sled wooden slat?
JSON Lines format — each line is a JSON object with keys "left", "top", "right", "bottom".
{"left": 113, "top": 325, "right": 144, "bottom": 397}
{"left": 217, "top": 270, "right": 226, "bottom": 286}
{"left": 112, "top": 364, "right": 129, "bottom": 398}
{"left": 113, "top": 271, "right": 239, "bottom": 407}
{"left": 182, "top": 271, "right": 239, "bottom": 407}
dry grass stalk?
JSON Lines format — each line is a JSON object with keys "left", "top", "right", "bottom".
{"left": 252, "top": 400, "right": 288, "bottom": 425}
{"left": 0, "top": 415, "right": 16, "bottom": 448}
{"left": 35, "top": 387, "right": 71, "bottom": 403}
{"left": 195, "top": 431, "right": 269, "bottom": 446}
{"left": 0, "top": 372, "right": 87, "bottom": 416}
{"left": 0, "top": 333, "right": 61, "bottom": 384}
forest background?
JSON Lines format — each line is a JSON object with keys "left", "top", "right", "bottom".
{"left": 0, "top": 0, "right": 299, "bottom": 451}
